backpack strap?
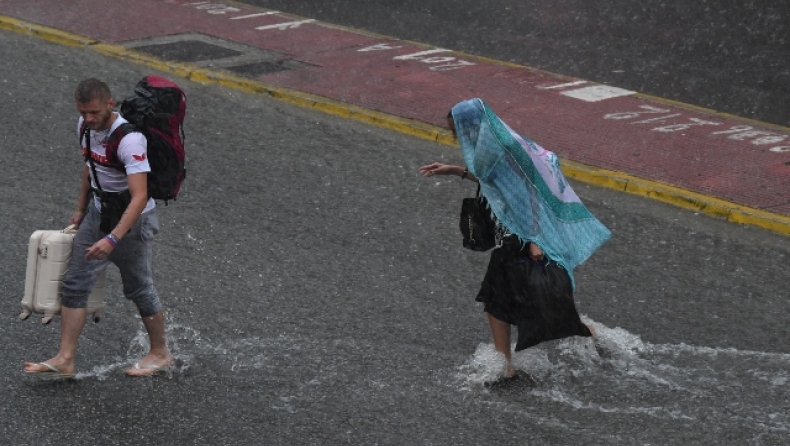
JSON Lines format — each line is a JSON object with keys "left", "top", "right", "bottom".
{"left": 81, "top": 122, "right": 136, "bottom": 170}
{"left": 82, "top": 124, "right": 104, "bottom": 195}
{"left": 104, "top": 123, "right": 136, "bottom": 170}
{"left": 81, "top": 122, "right": 138, "bottom": 193}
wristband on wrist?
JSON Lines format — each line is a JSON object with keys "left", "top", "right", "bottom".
{"left": 76, "top": 207, "right": 87, "bottom": 212}
{"left": 461, "top": 168, "right": 469, "bottom": 180}
{"left": 104, "top": 233, "right": 119, "bottom": 247}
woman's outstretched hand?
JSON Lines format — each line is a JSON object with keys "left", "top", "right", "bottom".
{"left": 419, "top": 163, "right": 463, "bottom": 178}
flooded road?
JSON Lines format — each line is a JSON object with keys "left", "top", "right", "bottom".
{"left": 1, "top": 29, "right": 788, "bottom": 445}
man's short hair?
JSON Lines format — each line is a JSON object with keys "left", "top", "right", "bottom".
{"left": 74, "top": 78, "right": 112, "bottom": 103}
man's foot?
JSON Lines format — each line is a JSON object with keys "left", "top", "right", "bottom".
{"left": 125, "top": 353, "right": 174, "bottom": 377}
{"left": 24, "top": 359, "right": 75, "bottom": 378}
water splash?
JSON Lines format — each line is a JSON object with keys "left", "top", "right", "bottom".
{"left": 75, "top": 317, "right": 207, "bottom": 380}
{"left": 74, "top": 361, "right": 127, "bottom": 381}
{"left": 454, "top": 317, "right": 790, "bottom": 434}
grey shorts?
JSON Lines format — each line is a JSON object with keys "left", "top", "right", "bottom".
{"left": 62, "top": 204, "right": 163, "bottom": 317}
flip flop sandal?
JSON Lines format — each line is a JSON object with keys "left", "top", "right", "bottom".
{"left": 26, "top": 362, "right": 75, "bottom": 379}
{"left": 126, "top": 361, "right": 174, "bottom": 377}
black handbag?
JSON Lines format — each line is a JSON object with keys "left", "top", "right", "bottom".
{"left": 96, "top": 189, "right": 132, "bottom": 234}
{"left": 459, "top": 185, "right": 496, "bottom": 251}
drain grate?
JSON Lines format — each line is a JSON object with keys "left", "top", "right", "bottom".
{"left": 122, "top": 33, "right": 314, "bottom": 78}
{"left": 134, "top": 40, "right": 242, "bottom": 62}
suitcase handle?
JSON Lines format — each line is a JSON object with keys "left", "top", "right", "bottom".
{"left": 61, "top": 224, "right": 77, "bottom": 234}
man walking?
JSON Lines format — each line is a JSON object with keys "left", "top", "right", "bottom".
{"left": 25, "top": 78, "right": 173, "bottom": 377}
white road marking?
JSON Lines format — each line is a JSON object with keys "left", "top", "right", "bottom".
{"left": 393, "top": 49, "right": 451, "bottom": 60}
{"left": 231, "top": 12, "right": 279, "bottom": 20}
{"left": 358, "top": 43, "right": 403, "bottom": 52}
{"left": 255, "top": 19, "right": 315, "bottom": 31}
{"left": 537, "top": 81, "right": 588, "bottom": 90}
{"left": 561, "top": 85, "right": 635, "bottom": 102}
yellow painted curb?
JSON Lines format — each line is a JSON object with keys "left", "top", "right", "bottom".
{"left": 2, "top": 14, "right": 788, "bottom": 236}
{"left": 91, "top": 42, "right": 449, "bottom": 142}
{"left": 0, "top": 15, "right": 96, "bottom": 46}
{"left": 562, "top": 160, "right": 790, "bottom": 236}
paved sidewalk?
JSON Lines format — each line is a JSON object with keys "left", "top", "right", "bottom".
{"left": 1, "top": 0, "right": 789, "bottom": 234}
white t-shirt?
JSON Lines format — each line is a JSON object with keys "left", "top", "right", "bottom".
{"left": 78, "top": 114, "right": 155, "bottom": 212}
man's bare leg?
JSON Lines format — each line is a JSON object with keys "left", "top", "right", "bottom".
{"left": 125, "top": 310, "right": 173, "bottom": 376}
{"left": 24, "top": 306, "right": 87, "bottom": 375}
{"left": 487, "top": 313, "right": 516, "bottom": 378}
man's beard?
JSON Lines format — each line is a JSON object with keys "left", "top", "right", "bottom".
{"left": 88, "top": 111, "right": 113, "bottom": 130}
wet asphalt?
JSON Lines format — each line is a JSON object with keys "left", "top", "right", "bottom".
{"left": 1, "top": 28, "right": 789, "bottom": 445}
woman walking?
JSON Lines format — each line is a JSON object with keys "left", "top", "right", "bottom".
{"left": 420, "top": 98, "right": 610, "bottom": 380}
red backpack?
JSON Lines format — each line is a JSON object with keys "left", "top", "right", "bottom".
{"left": 82, "top": 75, "right": 187, "bottom": 203}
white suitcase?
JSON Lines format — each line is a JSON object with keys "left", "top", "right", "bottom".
{"left": 20, "top": 225, "right": 106, "bottom": 324}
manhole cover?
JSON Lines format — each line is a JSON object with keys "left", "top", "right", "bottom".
{"left": 134, "top": 40, "right": 242, "bottom": 62}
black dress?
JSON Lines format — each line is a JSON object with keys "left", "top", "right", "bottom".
{"left": 475, "top": 235, "right": 592, "bottom": 351}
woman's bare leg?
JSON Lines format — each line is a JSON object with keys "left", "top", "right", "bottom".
{"left": 487, "top": 313, "right": 516, "bottom": 377}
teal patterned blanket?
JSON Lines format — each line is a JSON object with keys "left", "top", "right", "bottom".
{"left": 452, "top": 98, "right": 611, "bottom": 287}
